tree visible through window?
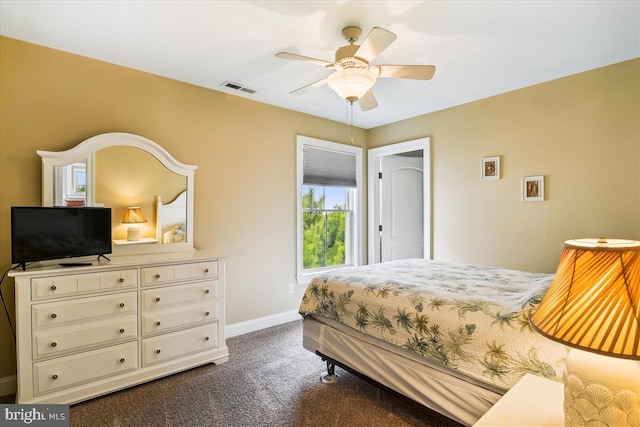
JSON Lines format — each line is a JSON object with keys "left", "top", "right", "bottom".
{"left": 302, "top": 185, "right": 348, "bottom": 269}
{"left": 297, "top": 135, "right": 361, "bottom": 281}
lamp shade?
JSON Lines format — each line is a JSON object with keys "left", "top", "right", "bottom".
{"left": 122, "top": 207, "right": 147, "bottom": 224}
{"left": 327, "top": 68, "right": 378, "bottom": 103}
{"left": 530, "top": 238, "right": 640, "bottom": 359}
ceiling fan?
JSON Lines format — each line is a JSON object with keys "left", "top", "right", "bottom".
{"left": 276, "top": 26, "right": 436, "bottom": 111}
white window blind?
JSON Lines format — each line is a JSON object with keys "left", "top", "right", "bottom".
{"left": 303, "top": 145, "right": 357, "bottom": 187}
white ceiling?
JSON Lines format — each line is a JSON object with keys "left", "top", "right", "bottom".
{"left": 1, "top": 1, "right": 638, "bottom": 129}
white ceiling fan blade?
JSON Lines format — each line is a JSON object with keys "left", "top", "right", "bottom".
{"left": 354, "top": 27, "right": 397, "bottom": 63}
{"left": 376, "top": 65, "right": 436, "bottom": 80}
{"left": 359, "top": 90, "right": 378, "bottom": 111}
{"left": 290, "top": 78, "right": 327, "bottom": 95}
{"left": 275, "top": 52, "right": 333, "bottom": 67}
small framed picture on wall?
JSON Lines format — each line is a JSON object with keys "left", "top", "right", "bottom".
{"left": 481, "top": 156, "right": 500, "bottom": 181}
{"left": 522, "top": 176, "right": 544, "bottom": 202}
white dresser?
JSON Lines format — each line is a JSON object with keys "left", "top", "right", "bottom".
{"left": 9, "top": 251, "right": 228, "bottom": 404}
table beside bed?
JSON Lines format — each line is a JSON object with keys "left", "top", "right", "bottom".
{"left": 472, "top": 374, "right": 564, "bottom": 427}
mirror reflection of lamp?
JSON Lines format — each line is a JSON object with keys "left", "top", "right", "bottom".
{"left": 122, "top": 207, "right": 147, "bottom": 241}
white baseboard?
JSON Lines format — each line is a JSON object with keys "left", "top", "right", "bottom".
{"left": 225, "top": 309, "right": 301, "bottom": 338}
{"left": 0, "top": 375, "right": 16, "bottom": 398}
{"left": 0, "top": 311, "right": 300, "bottom": 397}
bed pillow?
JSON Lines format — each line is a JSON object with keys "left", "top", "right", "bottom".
{"left": 163, "top": 223, "right": 187, "bottom": 243}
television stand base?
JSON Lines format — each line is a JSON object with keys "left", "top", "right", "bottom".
{"left": 59, "top": 262, "right": 92, "bottom": 267}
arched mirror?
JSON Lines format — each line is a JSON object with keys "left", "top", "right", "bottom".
{"left": 38, "top": 133, "right": 197, "bottom": 255}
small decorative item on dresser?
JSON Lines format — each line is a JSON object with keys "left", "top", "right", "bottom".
{"left": 521, "top": 175, "right": 544, "bottom": 201}
{"left": 481, "top": 156, "right": 500, "bottom": 181}
{"left": 122, "top": 207, "right": 147, "bottom": 241}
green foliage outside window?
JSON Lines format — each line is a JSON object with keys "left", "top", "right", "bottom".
{"left": 302, "top": 186, "right": 347, "bottom": 269}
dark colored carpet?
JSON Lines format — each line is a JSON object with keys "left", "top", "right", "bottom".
{"left": 3, "top": 320, "right": 459, "bottom": 426}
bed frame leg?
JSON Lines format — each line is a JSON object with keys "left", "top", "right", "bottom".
{"left": 320, "top": 358, "right": 339, "bottom": 384}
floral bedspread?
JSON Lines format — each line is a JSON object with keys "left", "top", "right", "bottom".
{"left": 299, "top": 258, "right": 567, "bottom": 390}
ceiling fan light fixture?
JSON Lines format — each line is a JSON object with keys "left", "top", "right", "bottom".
{"left": 327, "top": 68, "right": 377, "bottom": 103}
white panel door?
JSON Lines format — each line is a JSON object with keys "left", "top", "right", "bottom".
{"left": 380, "top": 155, "right": 424, "bottom": 262}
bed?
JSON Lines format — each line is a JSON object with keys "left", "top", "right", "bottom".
{"left": 298, "top": 258, "right": 568, "bottom": 426}
{"left": 155, "top": 190, "right": 188, "bottom": 243}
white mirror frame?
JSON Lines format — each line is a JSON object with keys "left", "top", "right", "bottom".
{"left": 38, "top": 132, "right": 197, "bottom": 256}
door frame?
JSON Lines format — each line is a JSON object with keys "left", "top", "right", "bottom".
{"left": 367, "top": 137, "right": 431, "bottom": 263}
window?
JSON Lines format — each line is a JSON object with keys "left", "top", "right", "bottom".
{"left": 54, "top": 161, "right": 87, "bottom": 206}
{"left": 297, "top": 135, "right": 362, "bottom": 283}
{"left": 302, "top": 185, "right": 349, "bottom": 269}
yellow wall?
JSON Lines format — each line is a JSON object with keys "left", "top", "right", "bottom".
{"left": 1, "top": 36, "right": 638, "bottom": 383}
{"left": 0, "top": 37, "right": 366, "bottom": 379}
{"left": 369, "top": 59, "right": 640, "bottom": 273}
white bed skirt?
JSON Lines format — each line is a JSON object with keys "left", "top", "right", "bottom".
{"left": 302, "top": 315, "right": 503, "bottom": 426}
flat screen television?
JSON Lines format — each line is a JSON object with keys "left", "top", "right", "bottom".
{"left": 11, "top": 206, "right": 112, "bottom": 270}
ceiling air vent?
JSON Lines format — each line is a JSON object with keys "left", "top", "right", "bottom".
{"left": 220, "top": 81, "right": 256, "bottom": 94}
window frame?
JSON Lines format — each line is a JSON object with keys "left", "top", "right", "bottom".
{"left": 302, "top": 187, "right": 352, "bottom": 270}
{"left": 296, "top": 135, "right": 363, "bottom": 284}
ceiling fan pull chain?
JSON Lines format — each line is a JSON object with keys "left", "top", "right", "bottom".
{"left": 344, "top": 99, "right": 349, "bottom": 127}
{"left": 350, "top": 101, "right": 354, "bottom": 145}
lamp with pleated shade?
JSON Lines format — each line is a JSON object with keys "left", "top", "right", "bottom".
{"left": 530, "top": 238, "right": 640, "bottom": 427}
{"left": 121, "top": 207, "right": 147, "bottom": 241}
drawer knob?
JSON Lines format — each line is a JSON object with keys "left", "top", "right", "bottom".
{"left": 155, "top": 349, "right": 161, "bottom": 354}
{"left": 119, "top": 357, "right": 126, "bottom": 363}
{"left": 204, "top": 336, "right": 210, "bottom": 341}
{"left": 119, "top": 303, "right": 125, "bottom": 308}
{"left": 49, "top": 313, "right": 57, "bottom": 319}
{"left": 155, "top": 274, "right": 161, "bottom": 279}
{"left": 51, "top": 374, "right": 59, "bottom": 381}
{"left": 50, "top": 285, "right": 57, "bottom": 291}
{"left": 155, "top": 321, "right": 161, "bottom": 326}
{"left": 204, "top": 311, "right": 210, "bottom": 316}
{"left": 205, "top": 289, "right": 210, "bottom": 294}
{"left": 204, "top": 268, "right": 210, "bottom": 273}
{"left": 155, "top": 297, "right": 161, "bottom": 302}
{"left": 50, "top": 341, "right": 58, "bottom": 347}
{"left": 119, "top": 328, "right": 125, "bottom": 334}
{"left": 118, "top": 278, "right": 125, "bottom": 283}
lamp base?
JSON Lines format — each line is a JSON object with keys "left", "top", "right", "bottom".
{"left": 127, "top": 225, "right": 140, "bottom": 241}
{"left": 564, "top": 349, "right": 640, "bottom": 427}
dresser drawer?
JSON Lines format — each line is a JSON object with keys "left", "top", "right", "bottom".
{"left": 33, "top": 341, "right": 138, "bottom": 396}
{"left": 32, "top": 315, "right": 137, "bottom": 359}
{"left": 189, "top": 261, "right": 218, "bottom": 280}
{"left": 141, "top": 323, "right": 217, "bottom": 367}
{"left": 141, "top": 280, "right": 217, "bottom": 309}
{"left": 141, "top": 261, "right": 217, "bottom": 286}
{"left": 142, "top": 301, "right": 215, "bottom": 336}
{"left": 31, "top": 269, "right": 137, "bottom": 300}
{"left": 32, "top": 292, "right": 137, "bottom": 329}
